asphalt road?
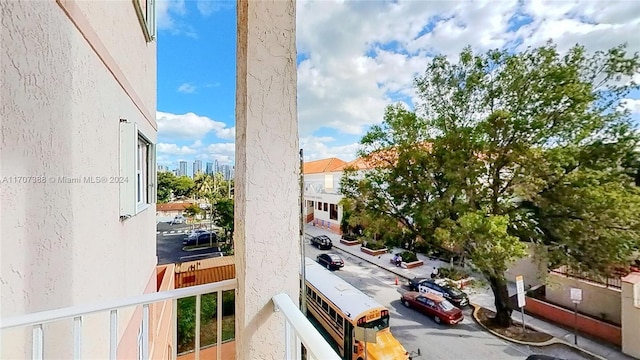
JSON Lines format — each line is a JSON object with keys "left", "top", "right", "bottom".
{"left": 304, "top": 241, "right": 591, "bottom": 360}
{"left": 156, "top": 223, "right": 221, "bottom": 264}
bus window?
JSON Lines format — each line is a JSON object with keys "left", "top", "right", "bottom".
{"left": 306, "top": 287, "right": 311, "bottom": 295}
{"left": 361, "top": 313, "right": 390, "bottom": 331}
{"left": 329, "top": 308, "right": 336, "bottom": 320}
{"left": 322, "top": 300, "right": 329, "bottom": 312}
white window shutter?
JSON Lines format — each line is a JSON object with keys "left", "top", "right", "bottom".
{"left": 120, "top": 120, "right": 137, "bottom": 218}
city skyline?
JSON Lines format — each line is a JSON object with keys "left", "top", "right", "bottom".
{"left": 158, "top": 158, "right": 235, "bottom": 181}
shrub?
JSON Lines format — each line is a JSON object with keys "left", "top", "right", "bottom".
{"left": 362, "top": 239, "right": 386, "bottom": 250}
{"left": 398, "top": 251, "right": 418, "bottom": 262}
{"left": 341, "top": 234, "right": 359, "bottom": 242}
{"left": 438, "top": 267, "right": 469, "bottom": 281}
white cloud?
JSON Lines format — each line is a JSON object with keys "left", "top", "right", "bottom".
{"left": 196, "top": 0, "right": 234, "bottom": 16}
{"left": 296, "top": 0, "right": 640, "bottom": 141}
{"left": 216, "top": 127, "right": 235, "bottom": 140}
{"left": 300, "top": 136, "right": 360, "bottom": 161}
{"left": 157, "top": 143, "right": 197, "bottom": 155}
{"left": 156, "top": 0, "right": 186, "bottom": 30}
{"left": 156, "top": 111, "right": 234, "bottom": 141}
{"left": 156, "top": 0, "right": 197, "bottom": 38}
{"left": 621, "top": 99, "right": 640, "bottom": 114}
{"left": 177, "top": 83, "right": 196, "bottom": 94}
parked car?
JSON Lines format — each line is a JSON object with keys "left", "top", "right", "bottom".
{"left": 310, "top": 235, "right": 333, "bottom": 250}
{"left": 316, "top": 253, "right": 344, "bottom": 270}
{"left": 401, "top": 292, "right": 464, "bottom": 325}
{"left": 183, "top": 231, "right": 217, "bottom": 246}
{"left": 525, "top": 356, "right": 566, "bottom": 360}
{"left": 171, "top": 215, "right": 186, "bottom": 224}
{"left": 415, "top": 278, "right": 469, "bottom": 307}
{"left": 408, "top": 277, "right": 428, "bottom": 291}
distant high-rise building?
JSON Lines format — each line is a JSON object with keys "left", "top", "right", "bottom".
{"left": 179, "top": 161, "right": 188, "bottom": 177}
{"left": 193, "top": 160, "right": 202, "bottom": 177}
{"left": 220, "top": 164, "right": 232, "bottom": 181}
{"left": 214, "top": 160, "right": 219, "bottom": 174}
{"left": 205, "top": 162, "right": 214, "bottom": 175}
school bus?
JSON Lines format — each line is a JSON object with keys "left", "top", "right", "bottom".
{"left": 304, "top": 258, "right": 411, "bottom": 360}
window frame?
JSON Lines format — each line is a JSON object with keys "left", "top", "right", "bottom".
{"left": 120, "top": 119, "right": 156, "bottom": 220}
{"left": 136, "top": 132, "right": 153, "bottom": 213}
{"left": 133, "top": 0, "right": 156, "bottom": 42}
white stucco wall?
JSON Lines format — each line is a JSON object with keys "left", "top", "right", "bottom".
{"left": 505, "top": 243, "right": 547, "bottom": 289}
{"left": 546, "top": 273, "right": 622, "bottom": 324}
{"left": 1, "top": 1, "right": 156, "bottom": 358}
{"left": 621, "top": 273, "right": 640, "bottom": 358}
{"left": 235, "top": 0, "right": 299, "bottom": 358}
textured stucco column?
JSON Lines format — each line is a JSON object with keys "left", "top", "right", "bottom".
{"left": 621, "top": 273, "right": 640, "bottom": 359}
{"left": 235, "top": 0, "right": 299, "bottom": 358}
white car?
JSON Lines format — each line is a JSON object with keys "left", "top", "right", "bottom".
{"left": 171, "top": 215, "right": 185, "bottom": 224}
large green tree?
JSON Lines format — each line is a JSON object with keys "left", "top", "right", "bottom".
{"left": 213, "top": 198, "right": 234, "bottom": 243}
{"left": 342, "top": 42, "right": 640, "bottom": 327}
{"left": 157, "top": 171, "right": 176, "bottom": 203}
{"left": 173, "top": 176, "right": 195, "bottom": 198}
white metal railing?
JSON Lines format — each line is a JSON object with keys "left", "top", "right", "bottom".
{"left": 1, "top": 281, "right": 338, "bottom": 360}
{"left": 1, "top": 279, "right": 237, "bottom": 360}
{"left": 272, "top": 293, "right": 340, "bottom": 360}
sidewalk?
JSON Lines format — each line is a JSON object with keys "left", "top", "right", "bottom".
{"left": 304, "top": 224, "right": 635, "bottom": 360}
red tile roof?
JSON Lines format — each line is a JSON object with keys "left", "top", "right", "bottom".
{"left": 303, "top": 157, "right": 348, "bottom": 174}
{"left": 156, "top": 202, "right": 195, "bottom": 212}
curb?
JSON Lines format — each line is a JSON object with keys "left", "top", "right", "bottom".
{"left": 470, "top": 304, "right": 606, "bottom": 360}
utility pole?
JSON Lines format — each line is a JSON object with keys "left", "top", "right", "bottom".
{"left": 300, "top": 148, "right": 307, "bottom": 315}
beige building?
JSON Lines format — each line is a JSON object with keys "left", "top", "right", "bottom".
{"left": 1, "top": 0, "right": 327, "bottom": 359}
{"left": 2, "top": 0, "right": 157, "bottom": 358}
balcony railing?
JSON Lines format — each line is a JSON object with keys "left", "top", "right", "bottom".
{"left": 272, "top": 293, "right": 340, "bottom": 360}
{"left": 1, "top": 279, "right": 337, "bottom": 360}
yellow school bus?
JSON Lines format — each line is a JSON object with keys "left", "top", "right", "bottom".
{"left": 304, "top": 258, "right": 411, "bottom": 360}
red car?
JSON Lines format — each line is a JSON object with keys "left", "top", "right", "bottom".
{"left": 401, "top": 291, "right": 464, "bottom": 325}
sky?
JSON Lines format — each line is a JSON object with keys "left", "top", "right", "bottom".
{"left": 156, "top": 0, "right": 640, "bottom": 171}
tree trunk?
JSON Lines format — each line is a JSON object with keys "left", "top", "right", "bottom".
{"left": 488, "top": 275, "right": 512, "bottom": 327}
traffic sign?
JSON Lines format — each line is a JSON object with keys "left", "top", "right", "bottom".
{"left": 516, "top": 275, "right": 526, "bottom": 308}
{"left": 570, "top": 287, "right": 582, "bottom": 304}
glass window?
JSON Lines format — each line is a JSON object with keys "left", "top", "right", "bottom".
{"left": 361, "top": 315, "right": 389, "bottom": 331}
{"left": 323, "top": 202, "right": 328, "bottom": 211}
{"left": 137, "top": 136, "right": 149, "bottom": 206}
{"left": 439, "top": 300, "right": 455, "bottom": 312}
{"left": 329, "top": 204, "right": 338, "bottom": 220}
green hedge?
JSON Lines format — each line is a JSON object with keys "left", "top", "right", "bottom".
{"left": 438, "top": 267, "right": 469, "bottom": 281}
{"left": 362, "top": 239, "right": 386, "bottom": 250}
{"left": 398, "top": 251, "right": 418, "bottom": 262}
{"left": 341, "top": 234, "right": 359, "bottom": 242}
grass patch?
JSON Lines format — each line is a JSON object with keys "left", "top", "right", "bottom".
{"left": 477, "top": 307, "right": 553, "bottom": 343}
{"left": 178, "top": 315, "right": 235, "bottom": 353}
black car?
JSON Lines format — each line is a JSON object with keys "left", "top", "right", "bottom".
{"left": 316, "top": 253, "right": 344, "bottom": 270}
{"left": 310, "top": 235, "right": 333, "bottom": 249}
{"left": 183, "top": 231, "right": 217, "bottom": 246}
{"left": 408, "top": 277, "right": 428, "bottom": 291}
{"left": 526, "top": 356, "right": 565, "bottom": 360}
{"left": 415, "top": 278, "right": 469, "bottom": 308}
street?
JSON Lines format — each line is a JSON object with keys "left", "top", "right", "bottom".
{"left": 304, "top": 240, "right": 591, "bottom": 360}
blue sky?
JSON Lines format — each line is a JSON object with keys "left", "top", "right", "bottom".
{"left": 155, "top": 0, "right": 640, "bottom": 172}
